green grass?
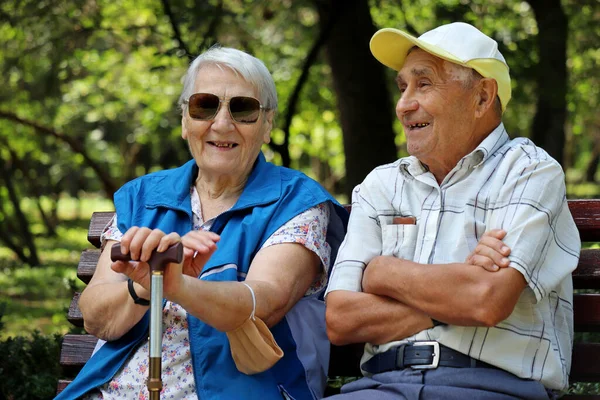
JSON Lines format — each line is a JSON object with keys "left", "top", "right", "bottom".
{"left": 0, "top": 194, "right": 114, "bottom": 339}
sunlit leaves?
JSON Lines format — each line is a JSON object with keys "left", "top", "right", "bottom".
{"left": 0, "top": 0, "right": 597, "bottom": 209}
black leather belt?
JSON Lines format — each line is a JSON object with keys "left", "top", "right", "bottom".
{"left": 361, "top": 341, "right": 495, "bottom": 374}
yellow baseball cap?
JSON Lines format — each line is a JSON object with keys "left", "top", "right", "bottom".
{"left": 370, "top": 22, "right": 511, "bottom": 112}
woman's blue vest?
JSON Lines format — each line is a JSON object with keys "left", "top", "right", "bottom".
{"left": 56, "top": 153, "right": 348, "bottom": 400}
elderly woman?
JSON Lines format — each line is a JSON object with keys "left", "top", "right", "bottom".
{"left": 56, "top": 46, "right": 348, "bottom": 400}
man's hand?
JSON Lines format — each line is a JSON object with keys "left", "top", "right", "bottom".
{"left": 362, "top": 255, "right": 394, "bottom": 295}
{"left": 466, "top": 229, "right": 511, "bottom": 272}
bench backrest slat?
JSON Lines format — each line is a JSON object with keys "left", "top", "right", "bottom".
{"left": 571, "top": 343, "right": 600, "bottom": 383}
{"left": 87, "top": 212, "right": 115, "bottom": 248}
{"left": 574, "top": 294, "right": 600, "bottom": 331}
{"left": 568, "top": 200, "right": 600, "bottom": 242}
{"left": 77, "top": 249, "right": 101, "bottom": 284}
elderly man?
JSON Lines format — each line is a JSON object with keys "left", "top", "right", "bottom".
{"left": 325, "top": 22, "right": 580, "bottom": 399}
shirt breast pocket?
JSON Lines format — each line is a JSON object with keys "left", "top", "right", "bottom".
{"left": 464, "top": 219, "right": 487, "bottom": 254}
{"left": 382, "top": 223, "right": 419, "bottom": 260}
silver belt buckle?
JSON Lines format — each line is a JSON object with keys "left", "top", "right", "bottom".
{"left": 410, "top": 341, "right": 440, "bottom": 370}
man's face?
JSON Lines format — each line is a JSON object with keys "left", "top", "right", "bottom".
{"left": 395, "top": 49, "right": 480, "bottom": 171}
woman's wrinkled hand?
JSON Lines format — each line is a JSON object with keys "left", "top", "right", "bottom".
{"left": 465, "top": 229, "right": 511, "bottom": 272}
{"left": 180, "top": 231, "right": 221, "bottom": 278}
{"left": 110, "top": 227, "right": 182, "bottom": 293}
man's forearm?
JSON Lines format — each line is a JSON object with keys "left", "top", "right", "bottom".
{"left": 363, "top": 256, "right": 526, "bottom": 327}
{"left": 326, "top": 290, "right": 433, "bottom": 345}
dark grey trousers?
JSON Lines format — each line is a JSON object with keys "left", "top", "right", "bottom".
{"left": 325, "top": 366, "right": 557, "bottom": 400}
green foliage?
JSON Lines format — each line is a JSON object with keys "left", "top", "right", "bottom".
{"left": 0, "top": 0, "right": 596, "bottom": 243}
{"left": 569, "top": 383, "right": 600, "bottom": 396}
{"left": 0, "top": 195, "right": 112, "bottom": 338}
{"left": 0, "top": 330, "right": 62, "bottom": 400}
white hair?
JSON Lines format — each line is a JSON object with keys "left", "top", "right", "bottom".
{"left": 178, "top": 45, "right": 278, "bottom": 113}
{"left": 443, "top": 60, "right": 502, "bottom": 117}
{"left": 442, "top": 60, "right": 474, "bottom": 85}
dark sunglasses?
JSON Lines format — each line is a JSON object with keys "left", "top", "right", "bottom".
{"left": 183, "top": 93, "right": 267, "bottom": 124}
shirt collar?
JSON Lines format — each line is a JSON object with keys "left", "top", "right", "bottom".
{"left": 398, "top": 123, "right": 509, "bottom": 178}
{"left": 466, "top": 123, "right": 509, "bottom": 168}
{"left": 399, "top": 156, "right": 428, "bottom": 179}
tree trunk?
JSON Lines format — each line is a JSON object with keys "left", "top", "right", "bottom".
{"left": 0, "top": 165, "right": 40, "bottom": 265}
{"left": 586, "top": 149, "right": 599, "bottom": 183}
{"left": 526, "top": 0, "right": 568, "bottom": 166}
{"left": 316, "top": 0, "right": 397, "bottom": 199}
{"left": 36, "top": 198, "right": 58, "bottom": 237}
{"left": 0, "top": 229, "right": 34, "bottom": 265}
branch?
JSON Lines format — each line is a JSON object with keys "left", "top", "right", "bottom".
{"left": 0, "top": 227, "right": 30, "bottom": 264}
{"left": 198, "top": 0, "right": 224, "bottom": 53}
{"left": 398, "top": 0, "right": 420, "bottom": 36}
{"left": 160, "top": 0, "right": 192, "bottom": 58}
{"left": 0, "top": 110, "right": 117, "bottom": 198}
{"left": 271, "top": 4, "right": 340, "bottom": 167}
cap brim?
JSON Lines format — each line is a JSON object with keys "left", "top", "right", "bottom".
{"left": 370, "top": 28, "right": 466, "bottom": 72}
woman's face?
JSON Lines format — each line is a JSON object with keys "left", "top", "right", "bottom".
{"left": 182, "top": 64, "right": 272, "bottom": 183}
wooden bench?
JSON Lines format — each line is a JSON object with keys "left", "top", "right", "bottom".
{"left": 57, "top": 200, "right": 600, "bottom": 398}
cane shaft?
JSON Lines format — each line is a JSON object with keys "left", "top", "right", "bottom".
{"left": 148, "top": 357, "right": 162, "bottom": 400}
{"left": 148, "top": 272, "right": 164, "bottom": 398}
{"left": 109, "top": 242, "right": 183, "bottom": 400}
{"left": 150, "top": 273, "right": 164, "bottom": 357}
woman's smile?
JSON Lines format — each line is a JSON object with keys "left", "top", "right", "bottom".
{"left": 207, "top": 140, "right": 239, "bottom": 149}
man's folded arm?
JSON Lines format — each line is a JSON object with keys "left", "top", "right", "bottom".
{"left": 363, "top": 257, "right": 527, "bottom": 327}
{"left": 325, "top": 290, "right": 433, "bottom": 345}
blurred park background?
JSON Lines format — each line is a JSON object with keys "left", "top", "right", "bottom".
{"left": 0, "top": 0, "right": 598, "bottom": 398}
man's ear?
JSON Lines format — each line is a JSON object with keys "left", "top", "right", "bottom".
{"left": 475, "top": 78, "right": 498, "bottom": 118}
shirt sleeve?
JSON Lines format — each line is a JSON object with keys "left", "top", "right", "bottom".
{"left": 325, "top": 173, "right": 384, "bottom": 296}
{"left": 261, "top": 202, "right": 331, "bottom": 295}
{"left": 488, "top": 148, "right": 580, "bottom": 302}
{"left": 101, "top": 215, "right": 124, "bottom": 245}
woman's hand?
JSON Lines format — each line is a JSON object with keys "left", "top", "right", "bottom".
{"left": 466, "top": 229, "right": 511, "bottom": 272}
{"left": 180, "top": 230, "right": 221, "bottom": 278}
{"left": 110, "top": 227, "right": 183, "bottom": 293}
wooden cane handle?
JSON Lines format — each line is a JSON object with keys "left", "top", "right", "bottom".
{"left": 110, "top": 242, "right": 184, "bottom": 272}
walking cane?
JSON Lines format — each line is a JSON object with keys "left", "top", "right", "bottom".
{"left": 111, "top": 242, "right": 183, "bottom": 400}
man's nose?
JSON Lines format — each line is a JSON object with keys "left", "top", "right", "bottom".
{"left": 396, "top": 91, "right": 418, "bottom": 117}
